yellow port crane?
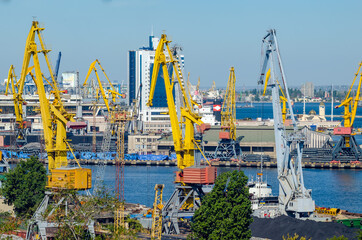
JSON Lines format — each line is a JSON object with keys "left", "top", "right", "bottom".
{"left": 5, "top": 65, "right": 36, "bottom": 144}
{"left": 263, "top": 69, "right": 288, "bottom": 123}
{"left": 221, "top": 67, "right": 236, "bottom": 140}
{"left": 147, "top": 34, "right": 203, "bottom": 170}
{"left": 17, "top": 21, "right": 93, "bottom": 239}
{"left": 151, "top": 184, "right": 164, "bottom": 240}
{"left": 12, "top": 21, "right": 92, "bottom": 182}
{"left": 147, "top": 34, "right": 215, "bottom": 235}
{"left": 214, "top": 67, "right": 242, "bottom": 160}
{"left": 84, "top": 59, "right": 126, "bottom": 194}
{"left": 332, "top": 62, "right": 362, "bottom": 162}
{"left": 84, "top": 59, "right": 124, "bottom": 116}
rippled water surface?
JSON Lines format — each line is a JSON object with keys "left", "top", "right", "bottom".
{"left": 89, "top": 165, "right": 361, "bottom": 213}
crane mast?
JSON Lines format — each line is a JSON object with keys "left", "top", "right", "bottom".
{"left": 259, "top": 29, "right": 315, "bottom": 218}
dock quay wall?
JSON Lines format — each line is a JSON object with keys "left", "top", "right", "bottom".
{"left": 6, "top": 159, "right": 362, "bottom": 169}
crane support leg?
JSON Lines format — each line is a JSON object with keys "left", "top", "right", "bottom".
{"left": 26, "top": 192, "right": 95, "bottom": 240}
{"left": 214, "top": 139, "right": 242, "bottom": 161}
{"left": 332, "top": 135, "right": 362, "bottom": 161}
{"left": 162, "top": 185, "right": 205, "bottom": 235}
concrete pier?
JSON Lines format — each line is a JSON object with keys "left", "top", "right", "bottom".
{"left": 7, "top": 158, "right": 362, "bottom": 169}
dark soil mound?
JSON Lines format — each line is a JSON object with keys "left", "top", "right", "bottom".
{"left": 251, "top": 215, "right": 359, "bottom": 240}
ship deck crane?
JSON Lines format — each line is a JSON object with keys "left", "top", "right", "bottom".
{"left": 259, "top": 29, "right": 315, "bottom": 218}
{"left": 214, "top": 67, "right": 242, "bottom": 160}
{"left": 147, "top": 34, "right": 216, "bottom": 235}
{"left": 13, "top": 21, "right": 93, "bottom": 240}
{"left": 332, "top": 62, "right": 362, "bottom": 162}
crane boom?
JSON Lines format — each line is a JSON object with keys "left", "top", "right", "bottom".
{"left": 84, "top": 59, "right": 124, "bottom": 115}
{"left": 332, "top": 62, "right": 362, "bottom": 161}
{"left": 84, "top": 60, "right": 111, "bottom": 113}
{"left": 336, "top": 62, "right": 362, "bottom": 127}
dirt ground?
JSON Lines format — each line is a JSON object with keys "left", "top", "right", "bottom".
{"left": 0, "top": 198, "right": 14, "bottom": 216}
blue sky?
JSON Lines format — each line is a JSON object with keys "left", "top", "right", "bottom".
{"left": 1, "top": 0, "right": 362, "bottom": 89}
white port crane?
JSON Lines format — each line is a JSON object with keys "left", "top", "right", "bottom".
{"left": 259, "top": 29, "right": 315, "bottom": 218}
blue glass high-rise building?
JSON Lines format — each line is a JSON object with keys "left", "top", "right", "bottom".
{"left": 128, "top": 35, "right": 183, "bottom": 123}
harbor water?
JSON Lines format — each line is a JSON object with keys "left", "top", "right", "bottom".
{"left": 93, "top": 102, "right": 361, "bottom": 213}
{"left": 89, "top": 165, "right": 362, "bottom": 214}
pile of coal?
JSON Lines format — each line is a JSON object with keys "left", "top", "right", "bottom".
{"left": 251, "top": 215, "right": 359, "bottom": 240}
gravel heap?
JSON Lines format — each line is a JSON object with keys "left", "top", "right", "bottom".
{"left": 251, "top": 215, "right": 360, "bottom": 240}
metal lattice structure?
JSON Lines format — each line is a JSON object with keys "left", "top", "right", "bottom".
{"left": 92, "top": 121, "right": 112, "bottom": 194}
{"left": 83, "top": 60, "right": 125, "bottom": 193}
{"left": 92, "top": 103, "right": 97, "bottom": 153}
{"left": 26, "top": 191, "right": 95, "bottom": 240}
{"left": 162, "top": 185, "right": 205, "bottom": 234}
{"left": 214, "top": 67, "right": 242, "bottom": 160}
{"left": 115, "top": 114, "right": 127, "bottom": 232}
{"left": 151, "top": 184, "right": 164, "bottom": 240}
{"left": 259, "top": 29, "right": 315, "bottom": 218}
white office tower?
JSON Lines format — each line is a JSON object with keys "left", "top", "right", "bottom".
{"left": 128, "top": 35, "right": 185, "bottom": 133}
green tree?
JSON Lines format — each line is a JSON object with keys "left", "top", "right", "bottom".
{"left": 327, "top": 236, "right": 348, "bottom": 240}
{"left": 190, "top": 170, "right": 253, "bottom": 240}
{"left": 1, "top": 156, "right": 46, "bottom": 217}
